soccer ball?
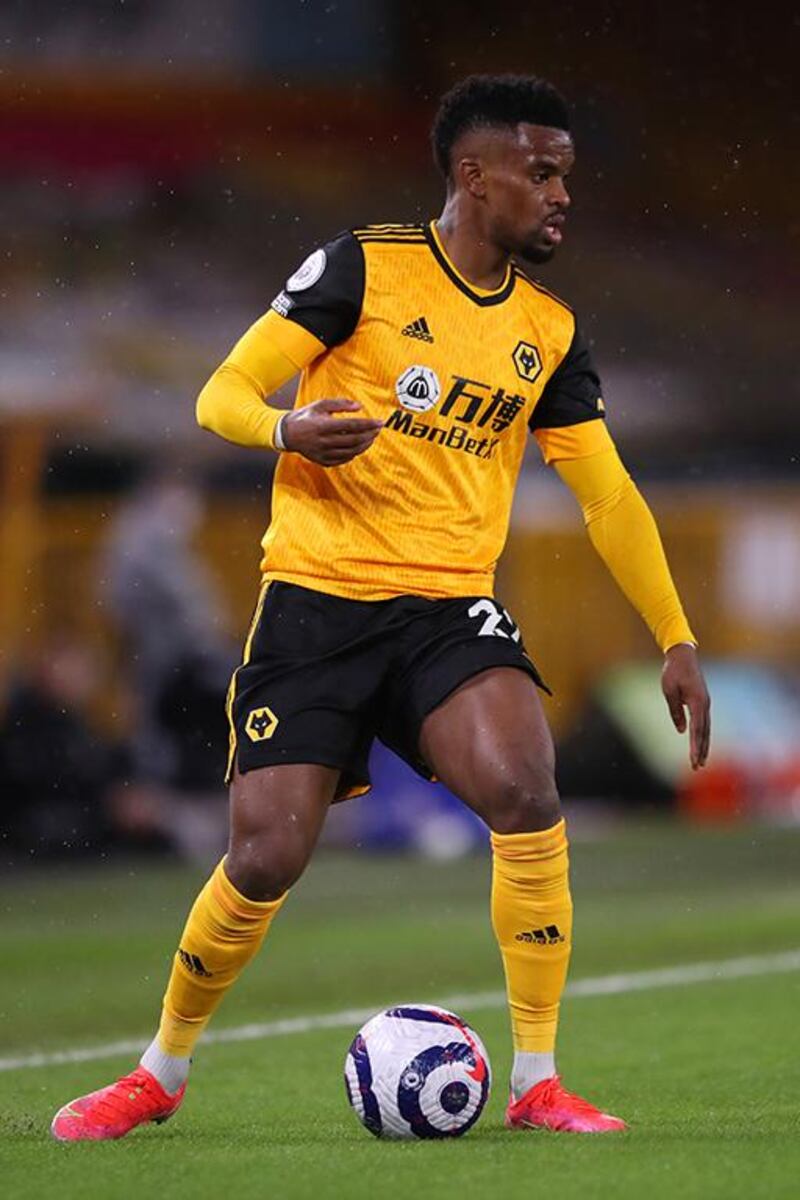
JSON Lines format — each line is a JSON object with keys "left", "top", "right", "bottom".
{"left": 344, "top": 1004, "right": 491, "bottom": 1139}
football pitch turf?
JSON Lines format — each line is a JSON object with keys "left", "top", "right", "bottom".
{"left": 1, "top": 822, "right": 798, "bottom": 1199}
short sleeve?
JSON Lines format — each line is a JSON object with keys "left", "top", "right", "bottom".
{"left": 270, "top": 231, "right": 365, "bottom": 348}
{"left": 529, "top": 322, "right": 605, "bottom": 431}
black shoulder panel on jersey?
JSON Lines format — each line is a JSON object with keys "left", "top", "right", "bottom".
{"left": 529, "top": 322, "right": 605, "bottom": 431}
{"left": 270, "top": 231, "right": 365, "bottom": 348}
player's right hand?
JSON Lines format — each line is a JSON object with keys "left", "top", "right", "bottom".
{"left": 282, "top": 398, "right": 384, "bottom": 466}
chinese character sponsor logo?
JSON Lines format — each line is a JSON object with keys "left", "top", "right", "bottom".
{"left": 439, "top": 376, "right": 527, "bottom": 432}
{"left": 386, "top": 372, "right": 530, "bottom": 459}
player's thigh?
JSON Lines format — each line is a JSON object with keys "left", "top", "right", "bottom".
{"left": 418, "top": 666, "right": 559, "bottom": 833}
{"left": 228, "top": 581, "right": 389, "bottom": 801}
{"left": 226, "top": 762, "right": 339, "bottom": 898}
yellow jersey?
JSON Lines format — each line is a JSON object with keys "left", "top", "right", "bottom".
{"left": 263, "top": 221, "right": 606, "bottom": 600}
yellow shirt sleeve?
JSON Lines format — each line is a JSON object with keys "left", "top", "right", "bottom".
{"left": 534, "top": 416, "right": 611, "bottom": 464}
{"left": 196, "top": 311, "right": 325, "bottom": 449}
{"left": 553, "top": 431, "right": 696, "bottom": 652}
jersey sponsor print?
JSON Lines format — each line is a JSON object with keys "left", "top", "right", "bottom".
{"left": 264, "top": 222, "right": 605, "bottom": 601}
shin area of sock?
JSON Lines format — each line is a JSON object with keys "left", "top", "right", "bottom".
{"left": 490, "top": 820, "right": 573, "bottom": 1054}
{"left": 157, "top": 858, "right": 287, "bottom": 1057}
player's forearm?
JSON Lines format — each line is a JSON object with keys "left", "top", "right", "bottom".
{"left": 196, "top": 310, "right": 324, "bottom": 449}
{"left": 196, "top": 362, "right": 286, "bottom": 449}
{"left": 555, "top": 449, "right": 695, "bottom": 652}
{"left": 584, "top": 478, "right": 695, "bottom": 651}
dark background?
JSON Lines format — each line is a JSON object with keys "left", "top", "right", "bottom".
{"left": 1, "top": 1, "right": 798, "bottom": 859}
{"left": 2, "top": 1, "right": 797, "bottom": 467}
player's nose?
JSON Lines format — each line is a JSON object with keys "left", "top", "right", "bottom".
{"left": 548, "top": 177, "right": 571, "bottom": 209}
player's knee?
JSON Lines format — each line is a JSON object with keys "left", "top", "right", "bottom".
{"left": 484, "top": 766, "right": 560, "bottom": 834}
{"left": 226, "top": 831, "right": 309, "bottom": 901}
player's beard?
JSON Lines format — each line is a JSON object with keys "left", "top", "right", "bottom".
{"left": 514, "top": 224, "right": 559, "bottom": 264}
{"left": 496, "top": 220, "right": 556, "bottom": 267}
{"left": 518, "top": 240, "right": 557, "bottom": 265}
{"left": 521, "top": 243, "right": 556, "bottom": 264}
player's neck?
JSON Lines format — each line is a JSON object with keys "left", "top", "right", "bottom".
{"left": 435, "top": 200, "right": 510, "bottom": 292}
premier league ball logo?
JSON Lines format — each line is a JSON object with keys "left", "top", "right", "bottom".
{"left": 395, "top": 365, "right": 441, "bottom": 414}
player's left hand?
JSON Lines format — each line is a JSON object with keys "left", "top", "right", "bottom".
{"left": 661, "top": 643, "right": 711, "bottom": 770}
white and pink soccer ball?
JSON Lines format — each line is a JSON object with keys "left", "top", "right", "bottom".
{"left": 344, "top": 1004, "right": 491, "bottom": 1139}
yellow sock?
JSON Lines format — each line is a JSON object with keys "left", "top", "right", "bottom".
{"left": 490, "top": 819, "right": 572, "bottom": 1054}
{"left": 157, "top": 859, "right": 286, "bottom": 1058}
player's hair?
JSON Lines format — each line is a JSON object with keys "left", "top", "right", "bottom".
{"left": 431, "top": 74, "right": 570, "bottom": 180}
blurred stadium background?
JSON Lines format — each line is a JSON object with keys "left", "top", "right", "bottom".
{"left": 1, "top": 1, "right": 798, "bottom": 860}
{"left": 0, "top": 6, "right": 799, "bottom": 1194}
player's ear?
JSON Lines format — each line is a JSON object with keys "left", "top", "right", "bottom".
{"left": 457, "top": 157, "right": 487, "bottom": 199}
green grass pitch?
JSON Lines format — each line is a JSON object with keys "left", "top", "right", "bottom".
{"left": 1, "top": 822, "right": 799, "bottom": 1199}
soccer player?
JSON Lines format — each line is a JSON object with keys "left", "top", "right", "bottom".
{"left": 53, "top": 74, "right": 710, "bottom": 1141}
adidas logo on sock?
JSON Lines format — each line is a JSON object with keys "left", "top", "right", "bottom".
{"left": 178, "top": 948, "right": 213, "bottom": 977}
{"left": 401, "top": 316, "right": 434, "bottom": 343}
{"left": 515, "top": 925, "right": 565, "bottom": 945}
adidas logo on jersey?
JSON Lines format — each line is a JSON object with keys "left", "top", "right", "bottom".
{"left": 401, "top": 316, "right": 434, "bottom": 343}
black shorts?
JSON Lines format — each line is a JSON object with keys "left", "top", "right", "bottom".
{"left": 226, "top": 581, "right": 548, "bottom": 800}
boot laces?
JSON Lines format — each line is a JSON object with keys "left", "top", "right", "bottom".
{"left": 89, "top": 1069, "right": 163, "bottom": 1125}
{"left": 535, "top": 1075, "right": 602, "bottom": 1116}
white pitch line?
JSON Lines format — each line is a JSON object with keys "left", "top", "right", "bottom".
{"left": 2, "top": 948, "right": 798, "bottom": 1074}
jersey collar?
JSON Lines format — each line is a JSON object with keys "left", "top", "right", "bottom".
{"left": 425, "top": 221, "right": 516, "bottom": 307}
